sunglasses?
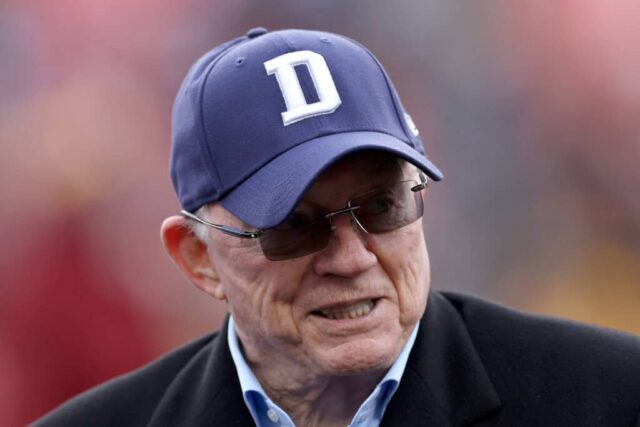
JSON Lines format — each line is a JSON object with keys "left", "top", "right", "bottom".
{"left": 181, "top": 173, "right": 428, "bottom": 261}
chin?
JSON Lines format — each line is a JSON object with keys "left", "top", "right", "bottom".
{"left": 319, "top": 338, "right": 398, "bottom": 376}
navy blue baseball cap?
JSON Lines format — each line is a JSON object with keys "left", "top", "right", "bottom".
{"left": 171, "top": 28, "right": 443, "bottom": 229}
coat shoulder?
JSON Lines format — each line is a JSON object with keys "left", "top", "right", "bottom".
{"left": 31, "top": 332, "right": 219, "bottom": 427}
{"left": 436, "top": 291, "right": 640, "bottom": 422}
{"left": 438, "top": 291, "right": 640, "bottom": 375}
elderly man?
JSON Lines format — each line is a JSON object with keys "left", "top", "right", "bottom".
{"left": 36, "top": 28, "right": 639, "bottom": 427}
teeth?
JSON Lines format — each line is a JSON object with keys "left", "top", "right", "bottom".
{"left": 320, "top": 300, "right": 374, "bottom": 320}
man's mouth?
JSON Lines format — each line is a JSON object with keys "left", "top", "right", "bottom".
{"left": 316, "top": 299, "right": 376, "bottom": 320}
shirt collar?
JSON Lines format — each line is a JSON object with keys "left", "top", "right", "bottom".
{"left": 227, "top": 316, "right": 419, "bottom": 427}
{"left": 349, "top": 322, "right": 419, "bottom": 425}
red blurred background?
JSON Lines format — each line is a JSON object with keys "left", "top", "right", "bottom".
{"left": 1, "top": 1, "right": 639, "bottom": 425}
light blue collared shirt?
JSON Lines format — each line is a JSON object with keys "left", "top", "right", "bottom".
{"left": 228, "top": 316, "right": 419, "bottom": 427}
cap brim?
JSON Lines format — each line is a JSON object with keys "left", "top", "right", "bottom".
{"left": 220, "top": 131, "right": 443, "bottom": 229}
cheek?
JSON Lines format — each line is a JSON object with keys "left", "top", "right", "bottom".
{"left": 210, "top": 242, "right": 310, "bottom": 345}
{"left": 371, "top": 223, "right": 430, "bottom": 325}
{"left": 211, "top": 241, "right": 267, "bottom": 292}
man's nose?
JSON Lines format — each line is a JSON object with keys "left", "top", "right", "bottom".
{"left": 312, "top": 212, "right": 377, "bottom": 277}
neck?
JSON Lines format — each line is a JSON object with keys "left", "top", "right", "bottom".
{"left": 253, "top": 360, "right": 385, "bottom": 427}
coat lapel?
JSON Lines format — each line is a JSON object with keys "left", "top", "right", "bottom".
{"left": 381, "top": 292, "right": 502, "bottom": 426}
{"left": 148, "top": 291, "right": 501, "bottom": 427}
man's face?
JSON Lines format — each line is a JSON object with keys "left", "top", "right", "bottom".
{"left": 204, "top": 152, "right": 431, "bottom": 377}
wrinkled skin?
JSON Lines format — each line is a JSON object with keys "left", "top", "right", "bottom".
{"left": 162, "top": 151, "right": 432, "bottom": 426}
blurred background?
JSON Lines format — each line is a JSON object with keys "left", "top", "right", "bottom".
{"left": 1, "top": 0, "right": 639, "bottom": 424}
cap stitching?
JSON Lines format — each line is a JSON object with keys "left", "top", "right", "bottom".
{"left": 224, "top": 131, "right": 436, "bottom": 227}
{"left": 183, "top": 31, "right": 438, "bottom": 213}
{"left": 196, "top": 36, "right": 248, "bottom": 200}
{"left": 188, "top": 33, "right": 296, "bottom": 209}
{"left": 218, "top": 127, "right": 412, "bottom": 202}
{"left": 335, "top": 34, "right": 415, "bottom": 148}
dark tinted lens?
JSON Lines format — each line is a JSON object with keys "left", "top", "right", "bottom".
{"left": 352, "top": 181, "right": 424, "bottom": 233}
{"left": 258, "top": 180, "right": 425, "bottom": 260}
{"left": 258, "top": 212, "right": 331, "bottom": 261}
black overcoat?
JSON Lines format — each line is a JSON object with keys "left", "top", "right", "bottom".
{"left": 33, "top": 291, "right": 640, "bottom": 426}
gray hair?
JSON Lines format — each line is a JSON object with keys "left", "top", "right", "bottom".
{"left": 186, "top": 205, "right": 211, "bottom": 245}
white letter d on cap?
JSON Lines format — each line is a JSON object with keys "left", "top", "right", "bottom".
{"left": 264, "top": 50, "right": 342, "bottom": 126}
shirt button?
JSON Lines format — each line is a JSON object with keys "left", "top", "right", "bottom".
{"left": 266, "top": 408, "right": 279, "bottom": 423}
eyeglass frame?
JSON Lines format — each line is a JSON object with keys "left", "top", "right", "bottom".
{"left": 180, "top": 171, "right": 428, "bottom": 247}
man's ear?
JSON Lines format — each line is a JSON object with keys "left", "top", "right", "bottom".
{"left": 160, "top": 215, "right": 226, "bottom": 301}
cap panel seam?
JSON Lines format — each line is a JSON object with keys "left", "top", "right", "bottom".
{"left": 196, "top": 37, "right": 248, "bottom": 197}
{"left": 335, "top": 35, "right": 414, "bottom": 147}
{"left": 178, "top": 30, "right": 437, "bottom": 214}
{"left": 190, "top": 34, "right": 291, "bottom": 209}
